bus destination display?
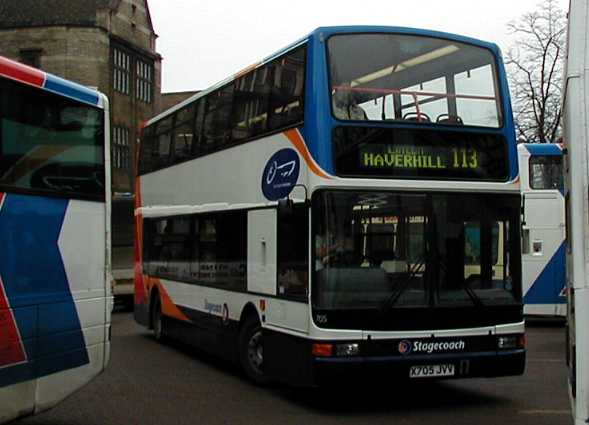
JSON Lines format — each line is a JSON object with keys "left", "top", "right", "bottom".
{"left": 333, "top": 126, "right": 508, "bottom": 181}
{"left": 360, "top": 145, "right": 480, "bottom": 171}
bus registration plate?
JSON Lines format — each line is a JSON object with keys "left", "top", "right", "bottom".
{"left": 409, "top": 364, "right": 455, "bottom": 378}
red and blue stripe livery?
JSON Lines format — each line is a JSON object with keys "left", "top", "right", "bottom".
{"left": 0, "top": 56, "right": 101, "bottom": 107}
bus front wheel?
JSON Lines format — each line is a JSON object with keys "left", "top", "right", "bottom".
{"left": 238, "top": 317, "right": 268, "bottom": 385}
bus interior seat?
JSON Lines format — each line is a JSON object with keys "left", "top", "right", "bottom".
{"left": 403, "top": 112, "right": 431, "bottom": 122}
{"left": 436, "top": 114, "right": 464, "bottom": 125}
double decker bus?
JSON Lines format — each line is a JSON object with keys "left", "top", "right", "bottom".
{"left": 518, "top": 143, "right": 566, "bottom": 317}
{"left": 0, "top": 56, "right": 111, "bottom": 422}
{"left": 135, "top": 26, "right": 524, "bottom": 386}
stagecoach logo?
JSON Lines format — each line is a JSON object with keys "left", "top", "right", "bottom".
{"left": 398, "top": 339, "right": 466, "bottom": 355}
{"left": 398, "top": 340, "right": 413, "bottom": 355}
{"left": 261, "top": 148, "right": 300, "bottom": 201}
{"left": 204, "top": 299, "right": 222, "bottom": 315}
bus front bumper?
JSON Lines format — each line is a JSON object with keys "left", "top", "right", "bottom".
{"left": 312, "top": 349, "right": 526, "bottom": 384}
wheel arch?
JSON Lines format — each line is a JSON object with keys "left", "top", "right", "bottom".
{"left": 239, "top": 302, "right": 261, "bottom": 328}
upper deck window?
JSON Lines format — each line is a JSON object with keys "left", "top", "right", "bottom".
{"left": 327, "top": 33, "right": 502, "bottom": 128}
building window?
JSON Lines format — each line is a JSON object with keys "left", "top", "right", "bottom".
{"left": 19, "top": 49, "right": 42, "bottom": 69}
{"left": 113, "top": 48, "right": 131, "bottom": 95}
{"left": 113, "top": 126, "right": 131, "bottom": 169}
{"left": 136, "top": 60, "right": 153, "bottom": 103}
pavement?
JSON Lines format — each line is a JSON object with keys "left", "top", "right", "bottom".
{"left": 16, "top": 312, "right": 572, "bottom": 425}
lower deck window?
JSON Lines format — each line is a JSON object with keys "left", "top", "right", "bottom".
{"left": 143, "top": 211, "right": 247, "bottom": 291}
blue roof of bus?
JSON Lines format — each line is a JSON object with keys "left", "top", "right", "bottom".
{"left": 523, "top": 143, "right": 563, "bottom": 156}
{"left": 310, "top": 26, "right": 500, "bottom": 49}
{"left": 262, "top": 26, "right": 501, "bottom": 64}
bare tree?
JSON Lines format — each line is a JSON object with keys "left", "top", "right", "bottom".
{"left": 506, "top": 0, "right": 566, "bottom": 143}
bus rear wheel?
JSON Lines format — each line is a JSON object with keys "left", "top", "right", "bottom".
{"left": 238, "top": 317, "right": 268, "bottom": 385}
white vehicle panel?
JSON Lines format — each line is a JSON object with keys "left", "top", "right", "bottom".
{"left": 248, "top": 209, "right": 277, "bottom": 296}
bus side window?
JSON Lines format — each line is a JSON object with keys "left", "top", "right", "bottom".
{"left": 267, "top": 47, "right": 305, "bottom": 131}
{"left": 171, "top": 105, "right": 195, "bottom": 165}
{"left": 277, "top": 205, "right": 309, "bottom": 300}
{"left": 232, "top": 70, "right": 269, "bottom": 142}
{"left": 202, "top": 84, "right": 234, "bottom": 151}
{"left": 153, "top": 116, "right": 173, "bottom": 170}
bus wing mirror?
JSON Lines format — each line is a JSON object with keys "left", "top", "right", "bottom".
{"left": 278, "top": 198, "right": 294, "bottom": 219}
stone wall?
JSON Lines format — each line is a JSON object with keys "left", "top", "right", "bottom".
{"left": 0, "top": 26, "right": 110, "bottom": 90}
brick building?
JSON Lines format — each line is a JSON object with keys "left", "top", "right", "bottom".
{"left": 0, "top": 0, "right": 162, "bottom": 194}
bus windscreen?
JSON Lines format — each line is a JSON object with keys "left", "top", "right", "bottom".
{"left": 327, "top": 33, "right": 502, "bottom": 128}
{"left": 313, "top": 191, "right": 521, "bottom": 312}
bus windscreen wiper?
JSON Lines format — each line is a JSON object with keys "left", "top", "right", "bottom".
{"left": 380, "top": 256, "right": 426, "bottom": 311}
{"left": 462, "top": 278, "right": 485, "bottom": 307}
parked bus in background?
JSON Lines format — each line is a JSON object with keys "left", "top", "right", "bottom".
{"left": 517, "top": 143, "right": 566, "bottom": 317}
{"left": 563, "top": 1, "right": 589, "bottom": 423}
{"left": 0, "top": 56, "right": 111, "bottom": 423}
{"left": 135, "top": 26, "right": 525, "bottom": 386}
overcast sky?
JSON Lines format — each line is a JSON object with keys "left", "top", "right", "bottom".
{"left": 148, "top": 0, "right": 569, "bottom": 93}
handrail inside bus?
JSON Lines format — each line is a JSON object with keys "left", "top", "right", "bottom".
{"left": 332, "top": 85, "right": 497, "bottom": 102}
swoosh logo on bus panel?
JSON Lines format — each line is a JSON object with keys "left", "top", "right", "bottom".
{"left": 284, "top": 129, "right": 332, "bottom": 180}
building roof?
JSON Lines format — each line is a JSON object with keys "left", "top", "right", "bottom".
{"left": 0, "top": 0, "right": 120, "bottom": 29}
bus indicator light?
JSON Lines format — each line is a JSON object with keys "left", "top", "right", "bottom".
{"left": 312, "top": 343, "right": 333, "bottom": 357}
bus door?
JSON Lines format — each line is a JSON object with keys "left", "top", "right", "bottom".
{"left": 264, "top": 203, "right": 309, "bottom": 333}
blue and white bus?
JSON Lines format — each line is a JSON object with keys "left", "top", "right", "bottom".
{"left": 0, "top": 56, "right": 111, "bottom": 422}
{"left": 518, "top": 143, "right": 566, "bottom": 317}
{"left": 135, "top": 26, "right": 524, "bottom": 386}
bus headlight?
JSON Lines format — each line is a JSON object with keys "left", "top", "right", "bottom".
{"left": 497, "top": 336, "right": 518, "bottom": 349}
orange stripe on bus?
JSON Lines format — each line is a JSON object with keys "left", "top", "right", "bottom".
{"left": 235, "top": 62, "right": 261, "bottom": 79}
{"left": 284, "top": 129, "right": 332, "bottom": 179}
{"left": 152, "top": 278, "right": 190, "bottom": 323}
